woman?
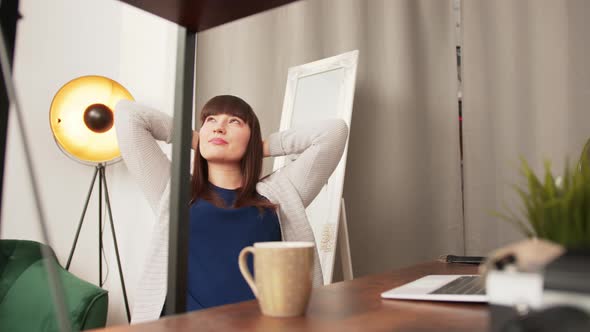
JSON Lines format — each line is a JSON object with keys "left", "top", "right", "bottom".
{"left": 115, "top": 95, "right": 348, "bottom": 322}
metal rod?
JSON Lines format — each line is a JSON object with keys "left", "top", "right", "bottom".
{"left": 101, "top": 166, "right": 131, "bottom": 322}
{"left": 65, "top": 166, "right": 99, "bottom": 270}
{"left": 0, "top": 24, "right": 72, "bottom": 332}
{"left": 166, "top": 27, "right": 196, "bottom": 315}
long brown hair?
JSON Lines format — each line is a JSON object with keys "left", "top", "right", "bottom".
{"left": 190, "top": 95, "right": 276, "bottom": 211}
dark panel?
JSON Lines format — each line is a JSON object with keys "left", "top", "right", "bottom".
{"left": 165, "top": 29, "right": 195, "bottom": 315}
{"left": 0, "top": 0, "right": 20, "bottom": 225}
{"left": 119, "top": 0, "right": 299, "bottom": 32}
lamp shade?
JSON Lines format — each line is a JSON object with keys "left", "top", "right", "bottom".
{"left": 49, "top": 76, "right": 134, "bottom": 164}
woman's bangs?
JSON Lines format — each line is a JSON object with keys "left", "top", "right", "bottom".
{"left": 201, "top": 107, "right": 250, "bottom": 124}
{"left": 200, "top": 96, "right": 254, "bottom": 125}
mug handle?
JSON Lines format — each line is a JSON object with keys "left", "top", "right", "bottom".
{"left": 238, "top": 246, "right": 258, "bottom": 298}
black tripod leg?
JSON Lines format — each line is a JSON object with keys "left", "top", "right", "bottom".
{"left": 101, "top": 167, "right": 131, "bottom": 323}
{"left": 66, "top": 166, "right": 99, "bottom": 270}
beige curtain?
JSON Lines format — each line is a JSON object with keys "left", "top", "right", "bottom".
{"left": 195, "top": 0, "right": 463, "bottom": 278}
{"left": 462, "top": 0, "right": 590, "bottom": 254}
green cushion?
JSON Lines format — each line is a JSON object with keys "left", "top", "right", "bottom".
{"left": 0, "top": 240, "right": 108, "bottom": 331}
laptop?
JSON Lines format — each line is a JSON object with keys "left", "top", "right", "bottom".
{"left": 380, "top": 275, "right": 487, "bottom": 303}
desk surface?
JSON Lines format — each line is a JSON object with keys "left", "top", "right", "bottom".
{"left": 98, "top": 261, "right": 488, "bottom": 331}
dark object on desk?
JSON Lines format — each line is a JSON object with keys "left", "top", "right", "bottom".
{"left": 442, "top": 255, "right": 485, "bottom": 265}
{"left": 544, "top": 250, "right": 590, "bottom": 294}
{"left": 490, "top": 250, "right": 590, "bottom": 332}
{"left": 500, "top": 306, "right": 590, "bottom": 332}
{"left": 493, "top": 253, "right": 517, "bottom": 270}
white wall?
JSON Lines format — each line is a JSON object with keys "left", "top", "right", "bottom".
{"left": 1, "top": 0, "right": 179, "bottom": 326}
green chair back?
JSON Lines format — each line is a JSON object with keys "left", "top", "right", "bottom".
{"left": 0, "top": 240, "right": 108, "bottom": 331}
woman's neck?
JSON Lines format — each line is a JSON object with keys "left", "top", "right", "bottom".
{"left": 207, "top": 162, "right": 243, "bottom": 190}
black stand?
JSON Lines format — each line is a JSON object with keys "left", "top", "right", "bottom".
{"left": 65, "top": 163, "right": 131, "bottom": 323}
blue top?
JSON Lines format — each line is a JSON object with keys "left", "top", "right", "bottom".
{"left": 186, "top": 184, "right": 281, "bottom": 311}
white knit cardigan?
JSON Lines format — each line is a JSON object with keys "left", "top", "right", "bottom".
{"left": 114, "top": 100, "right": 348, "bottom": 323}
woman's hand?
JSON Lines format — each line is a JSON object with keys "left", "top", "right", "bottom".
{"left": 192, "top": 131, "right": 199, "bottom": 150}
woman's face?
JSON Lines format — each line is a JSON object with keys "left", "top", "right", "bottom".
{"left": 199, "top": 113, "right": 251, "bottom": 164}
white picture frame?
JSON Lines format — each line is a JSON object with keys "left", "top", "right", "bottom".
{"left": 274, "top": 50, "right": 358, "bottom": 284}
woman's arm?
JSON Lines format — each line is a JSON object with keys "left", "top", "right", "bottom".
{"left": 265, "top": 119, "right": 349, "bottom": 207}
{"left": 114, "top": 100, "right": 173, "bottom": 213}
{"left": 263, "top": 139, "right": 271, "bottom": 158}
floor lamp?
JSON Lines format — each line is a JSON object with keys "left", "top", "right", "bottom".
{"left": 49, "top": 75, "right": 133, "bottom": 322}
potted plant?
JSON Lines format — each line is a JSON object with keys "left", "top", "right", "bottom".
{"left": 486, "top": 144, "right": 590, "bottom": 330}
{"left": 497, "top": 148, "right": 590, "bottom": 250}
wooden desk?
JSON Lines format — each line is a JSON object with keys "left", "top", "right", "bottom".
{"left": 98, "top": 261, "right": 488, "bottom": 331}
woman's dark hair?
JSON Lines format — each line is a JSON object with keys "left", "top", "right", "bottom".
{"left": 190, "top": 95, "right": 276, "bottom": 211}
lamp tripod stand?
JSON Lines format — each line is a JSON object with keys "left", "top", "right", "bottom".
{"left": 65, "top": 163, "right": 130, "bottom": 322}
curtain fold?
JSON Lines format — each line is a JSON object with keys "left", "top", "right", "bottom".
{"left": 462, "top": 0, "right": 590, "bottom": 254}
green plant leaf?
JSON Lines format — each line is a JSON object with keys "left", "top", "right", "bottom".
{"left": 495, "top": 157, "right": 590, "bottom": 249}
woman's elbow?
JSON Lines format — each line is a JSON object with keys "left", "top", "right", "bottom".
{"left": 331, "top": 119, "right": 349, "bottom": 143}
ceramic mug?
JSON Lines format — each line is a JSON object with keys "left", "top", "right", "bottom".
{"left": 238, "top": 241, "right": 315, "bottom": 317}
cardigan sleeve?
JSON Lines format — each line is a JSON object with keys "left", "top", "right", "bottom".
{"left": 267, "top": 119, "right": 349, "bottom": 207}
{"left": 114, "top": 100, "right": 173, "bottom": 213}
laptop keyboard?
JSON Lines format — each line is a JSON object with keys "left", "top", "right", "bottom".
{"left": 429, "top": 276, "right": 486, "bottom": 295}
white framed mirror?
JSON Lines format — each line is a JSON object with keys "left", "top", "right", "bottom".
{"left": 274, "top": 50, "right": 358, "bottom": 284}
